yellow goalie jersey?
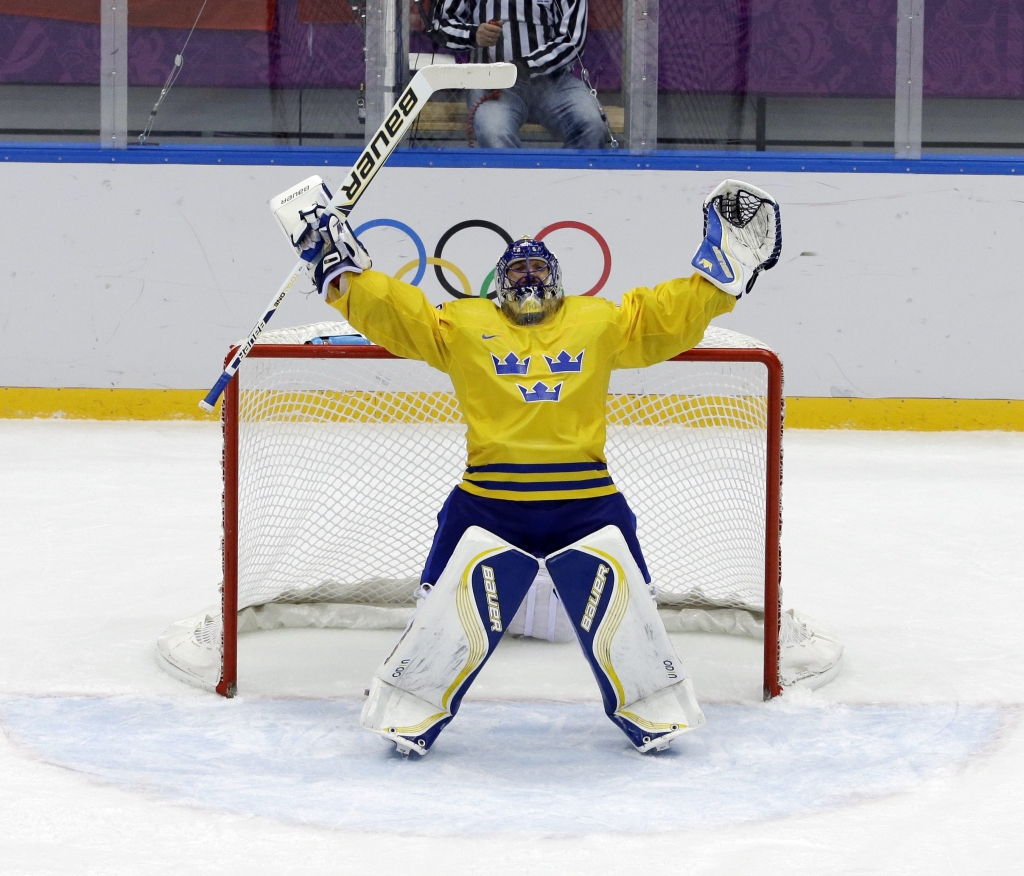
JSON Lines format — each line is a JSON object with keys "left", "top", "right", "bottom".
{"left": 330, "top": 271, "right": 735, "bottom": 502}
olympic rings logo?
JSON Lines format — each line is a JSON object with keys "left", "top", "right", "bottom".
{"left": 352, "top": 218, "right": 612, "bottom": 299}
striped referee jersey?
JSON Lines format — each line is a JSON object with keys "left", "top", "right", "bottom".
{"left": 430, "top": 0, "right": 588, "bottom": 78}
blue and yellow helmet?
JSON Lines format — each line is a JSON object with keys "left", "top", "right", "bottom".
{"left": 494, "top": 236, "right": 564, "bottom": 325}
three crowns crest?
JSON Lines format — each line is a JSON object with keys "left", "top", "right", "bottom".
{"left": 491, "top": 350, "right": 583, "bottom": 394}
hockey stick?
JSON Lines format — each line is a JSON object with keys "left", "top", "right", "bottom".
{"left": 199, "top": 62, "right": 517, "bottom": 413}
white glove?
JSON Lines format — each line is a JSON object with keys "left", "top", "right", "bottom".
{"left": 270, "top": 175, "right": 372, "bottom": 299}
{"left": 312, "top": 212, "right": 372, "bottom": 300}
{"left": 691, "top": 179, "right": 782, "bottom": 297}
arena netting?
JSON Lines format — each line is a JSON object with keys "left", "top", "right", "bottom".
{"left": 158, "top": 323, "right": 855, "bottom": 700}
{"left": 232, "top": 324, "right": 776, "bottom": 615}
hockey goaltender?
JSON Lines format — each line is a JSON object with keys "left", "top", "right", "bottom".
{"left": 272, "top": 177, "right": 781, "bottom": 756}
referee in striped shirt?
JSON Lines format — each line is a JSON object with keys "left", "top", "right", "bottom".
{"left": 430, "top": 0, "right": 608, "bottom": 149}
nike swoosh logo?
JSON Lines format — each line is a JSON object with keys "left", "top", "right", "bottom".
{"left": 482, "top": 334, "right": 498, "bottom": 340}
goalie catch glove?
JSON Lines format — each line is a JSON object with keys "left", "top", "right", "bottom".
{"left": 691, "top": 179, "right": 782, "bottom": 297}
{"left": 270, "top": 175, "right": 372, "bottom": 300}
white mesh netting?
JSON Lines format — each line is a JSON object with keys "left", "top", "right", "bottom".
{"left": 157, "top": 323, "right": 844, "bottom": 694}
{"left": 233, "top": 326, "right": 775, "bottom": 615}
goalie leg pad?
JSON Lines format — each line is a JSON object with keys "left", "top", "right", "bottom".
{"left": 360, "top": 526, "right": 538, "bottom": 754}
{"left": 546, "top": 526, "right": 706, "bottom": 752}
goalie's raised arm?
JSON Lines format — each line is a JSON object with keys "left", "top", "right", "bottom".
{"left": 270, "top": 175, "right": 372, "bottom": 299}
{"left": 197, "top": 65, "right": 517, "bottom": 414}
{"left": 691, "top": 179, "right": 782, "bottom": 298}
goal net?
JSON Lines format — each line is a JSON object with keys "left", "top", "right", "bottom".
{"left": 157, "top": 322, "right": 842, "bottom": 698}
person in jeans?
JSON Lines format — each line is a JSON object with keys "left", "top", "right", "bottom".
{"left": 429, "top": 0, "right": 608, "bottom": 149}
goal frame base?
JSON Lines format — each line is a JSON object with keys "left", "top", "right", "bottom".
{"left": 214, "top": 342, "right": 785, "bottom": 700}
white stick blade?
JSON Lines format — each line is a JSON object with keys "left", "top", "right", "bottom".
{"left": 419, "top": 62, "right": 517, "bottom": 92}
{"left": 268, "top": 175, "right": 324, "bottom": 213}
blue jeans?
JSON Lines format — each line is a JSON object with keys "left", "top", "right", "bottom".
{"left": 467, "top": 68, "right": 608, "bottom": 149}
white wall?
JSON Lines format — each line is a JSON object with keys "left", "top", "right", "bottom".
{"left": 1, "top": 162, "right": 1021, "bottom": 397}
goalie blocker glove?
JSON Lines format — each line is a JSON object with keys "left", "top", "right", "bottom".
{"left": 691, "top": 179, "right": 782, "bottom": 297}
{"left": 313, "top": 212, "right": 371, "bottom": 299}
{"left": 270, "top": 175, "right": 372, "bottom": 299}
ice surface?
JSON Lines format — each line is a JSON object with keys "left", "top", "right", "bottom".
{"left": 0, "top": 696, "right": 1005, "bottom": 836}
{"left": 1, "top": 423, "right": 1023, "bottom": 874}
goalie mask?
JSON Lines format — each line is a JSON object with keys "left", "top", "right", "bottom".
{"left": 495, "top": 237, "right": 564, "bottom": 326}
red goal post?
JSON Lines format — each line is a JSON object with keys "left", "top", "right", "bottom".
{"left": 216, "top": 334, "right": 784, "bottom": 700}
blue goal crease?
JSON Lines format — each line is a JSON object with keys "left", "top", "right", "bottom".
{"left": 0, "top": 695, "right": 1007, "bottom": 837}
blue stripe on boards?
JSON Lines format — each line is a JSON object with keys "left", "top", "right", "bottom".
{"left": 466, "top": 476, "right": 615, "bottom": 491}
{"left": 5, "top": 143, "right": 1024, "bottom": 176}
{"left": 465, "top": 461, "right": 609, "bottom": 474}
